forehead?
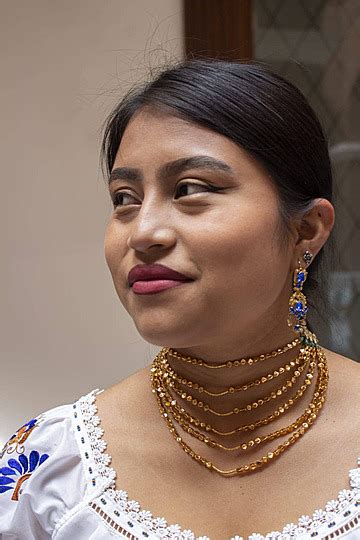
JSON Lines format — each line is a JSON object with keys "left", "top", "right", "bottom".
{"left": 115, "top": 107, "right": 256, "bottom": 173}
{"left": 120, "top": 107, "right": 221, "bottom": 142}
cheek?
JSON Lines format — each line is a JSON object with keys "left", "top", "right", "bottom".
{"left": 195, "top": 209, "right": 280, "bottom": 275}
{"left": 104, "top": 222, "right": 124, "bottom": 279}
{"left": 104, "top": 224, "right": 132, "bottom": 313}
{"left": 104, "top": 225, "right": 114, "bottom": 273}
{"left": 190, "top": 208, "right": 287, "bottom": 312}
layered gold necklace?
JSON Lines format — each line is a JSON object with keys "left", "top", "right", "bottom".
{"left": 150, "top": 329, "right": 328, "bottom": 477}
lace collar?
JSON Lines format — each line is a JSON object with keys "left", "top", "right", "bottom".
{"left": 72, "top": 389, "right": 360, "bottom": 540}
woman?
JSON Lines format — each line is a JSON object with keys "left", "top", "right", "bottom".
{"left": 1, "top": 59, "right": 359, "bottom": 540}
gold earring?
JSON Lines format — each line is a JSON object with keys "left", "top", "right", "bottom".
{"left": 287, "top": 258, "right": 309, "bottom": 336}
{"left": 303, "top": 250, "right": 313, "bottom": 266}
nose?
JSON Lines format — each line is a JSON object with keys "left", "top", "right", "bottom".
{"left": 126, "top": 196, "right": 177, "bottom": 254}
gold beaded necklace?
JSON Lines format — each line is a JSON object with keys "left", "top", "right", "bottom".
{"left": 164, "top": 352, "right": 306, "bottom": 397}
{"left": 154, "top": 357, "right": 315, "bottom": 424}
{"left": 166, "top": 338, "right": 300, "bottom": 368}
{"left": 150, "top": 334, "right": 328, "bottom": 477}
{"left": 165, "top": 353, "right": 312, "bottom": 415}
{"left": 153, "top": 349, "right": 322, "bottom": 452}
{"left": 152, "top": 359, "right": 317, "bottom": 436}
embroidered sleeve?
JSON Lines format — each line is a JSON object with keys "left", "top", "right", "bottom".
{"left": 0, "top": 416, "right": 49, "bottom": 502}
{"left": 0, "top": 403, "right": 84, "bottom": 539}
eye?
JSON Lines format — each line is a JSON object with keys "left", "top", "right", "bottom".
{"left": 111, "top": 182, "right": 221, "bottom": 208}
{"left": 112, "top": 191, "right": 139, "bottom": 208}
{"left": 174, "top": 182, "right": 220, "bottom": 199}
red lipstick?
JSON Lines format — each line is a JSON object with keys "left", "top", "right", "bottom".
{"left": 127, "top": 264, "right": 194, "bottom": 295}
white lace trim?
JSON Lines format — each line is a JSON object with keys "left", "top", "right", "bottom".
{"left": 74, "top": 388, "right": 360, "bottom": 540}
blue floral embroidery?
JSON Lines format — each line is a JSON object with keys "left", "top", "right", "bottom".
{"left": 0, "top": 450, "right": 49, "bottom": 500}
{"left": 0, "top": 417, "right": 42, "bottom": 459}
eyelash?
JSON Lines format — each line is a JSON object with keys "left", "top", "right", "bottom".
{"left": 111, "top": 182, "right": 221, "bottom": 208}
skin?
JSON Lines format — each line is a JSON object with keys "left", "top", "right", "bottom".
{"left": 99, "top": 106, "right": 360, "bottom": 538}
{"left": 104, "top": 105, "right": 335, "bottom": 428}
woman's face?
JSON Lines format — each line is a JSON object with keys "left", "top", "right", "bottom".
{"left": 104, "top": 107, "right": 296, "bottom": 355}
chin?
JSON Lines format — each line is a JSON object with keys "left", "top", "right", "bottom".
{"left": 133, "top": 316, "right": 203, "bottom": 349}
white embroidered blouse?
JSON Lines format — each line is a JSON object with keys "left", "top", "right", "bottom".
{"left": 0, "top": 388, "right": 359, "bottom": 540}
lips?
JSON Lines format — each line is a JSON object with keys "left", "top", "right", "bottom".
{"left": 127, "top": 263, "right": 194, "bottom": 287}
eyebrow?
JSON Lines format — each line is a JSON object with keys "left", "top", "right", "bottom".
{"left": 108, "top": 155, "right": 235, "bottom": 185}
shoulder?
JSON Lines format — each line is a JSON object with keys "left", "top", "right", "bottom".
{"left": 324, "top": 347, "right": 360, "bottom": 387}
{"left": 323, "top": 347, "right": 360, "bottom": 404}
{"left": 2, "top": 399, "right": 72, "bottom": 448}
{"left": 321, "top": 347, "right": 360, "bottom": 430}
{"left": 0, "top": 389, "right": 101, "bottom": 538}
{"left": 0, "top": 399, "right": 75, "bottom": 489}
{"left": 96, "top": 366, "right": 156, "bottom": 431}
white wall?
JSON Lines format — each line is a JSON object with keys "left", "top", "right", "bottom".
{"left": 0, "top": 0, "right": 183, "bottom": 445}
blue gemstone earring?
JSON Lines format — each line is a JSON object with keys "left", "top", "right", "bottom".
{"left": 287, "top": 251, "right": 313, "bottom": 337}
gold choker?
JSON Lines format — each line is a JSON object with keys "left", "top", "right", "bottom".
{"left": 166, "top": 338, "right": 300, "bottom": 368}
{"left": 150, "top": 333, "right": 328, "bottom": 477}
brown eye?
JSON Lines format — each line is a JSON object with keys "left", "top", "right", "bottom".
{"left": 174, "top": 182, "right": 219, "bottom": 199}
{"left": 112, "top": 191, "right": 139, "bottom": 208}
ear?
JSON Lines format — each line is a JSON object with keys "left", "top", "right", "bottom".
{"left": 294, "top": 198, "right": 335, "bottom": 263}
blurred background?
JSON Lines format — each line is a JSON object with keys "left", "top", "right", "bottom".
{"left": 1, "top": 0, "right": 359, "bottom": 445}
